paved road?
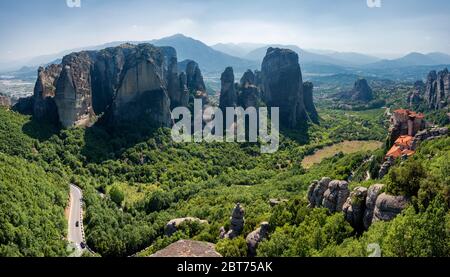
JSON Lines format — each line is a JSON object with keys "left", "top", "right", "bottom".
{"left": 68, "top": 184, "right": 84, "bottom": 254}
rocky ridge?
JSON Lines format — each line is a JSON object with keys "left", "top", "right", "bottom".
{"left": 308, "top": 178, "right": 409, "bottom": 230}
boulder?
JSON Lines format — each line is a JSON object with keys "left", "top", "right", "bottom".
{"left": 322, "top": 180, "right": 350, "bottom": 213}
{"left": 363, "top": 184, "right": 385, "bottom": 230}
{"left": 246, "top": 222, "right": 269, "bottom": 256}
{"left": 343, "top": 187, "right": 368, "bottom": 230}
{"left": 165, "top": 217, "right": 208, "bottom": 236}
{"left": 373, "top": 193, "right": 409, "bottom": 222}
{"left": 268, "top": 198, "right": 288, "bottom": 207}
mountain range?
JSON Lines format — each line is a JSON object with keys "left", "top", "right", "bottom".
{"left": 2, "top": 34, "right": 450, "bottom": 78}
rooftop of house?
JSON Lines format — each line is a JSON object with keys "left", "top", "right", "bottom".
{"left": 394, "top": 109, "right": 425, "bottom": 119}
{"left": 386, "top": 135, "right": 415, "bottom": 159}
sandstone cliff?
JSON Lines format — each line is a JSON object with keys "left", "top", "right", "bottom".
{"left": 261, "top": 47, "right": 307, "bottom": 128}
{"left": 425, "top": 68, "right": 449, "bottom": 110}
{"left": 25, "top": 43, "right": 194, "bottom": 128}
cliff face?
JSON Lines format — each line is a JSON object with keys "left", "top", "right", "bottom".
{"left": 219, "top": 67, "right": 237, "bottom": 109}
{"left": 218, "top": 47, "right": 318, "bottom": 128}
{"left": 303, "top": 82, "right": 319, "bottom": 123}
{"left": 33, "top": 64, "right": 62, "bottom": 123}
{"left": 351, "top": 79, "right": 373, "bottom": 102}
{"left": 425, "top": 68, "right": 449, "bottom": 110}
{"left": 261, "top": 47, "right": 308, "bottom": 128}
{"left": 27, "top": 43, "right": 193, "bottom": 128}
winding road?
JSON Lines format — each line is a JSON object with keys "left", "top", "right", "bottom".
{"left": 68, "top": 184, "right": 85, "bottom": 256}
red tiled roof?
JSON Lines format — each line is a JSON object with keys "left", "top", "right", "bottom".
{"left": 386, "top": 135, "right": 416, "bottom": 159}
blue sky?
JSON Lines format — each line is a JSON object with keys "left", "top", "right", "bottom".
{"left": 0, "top": 0, "right": 449, "bottom": 61}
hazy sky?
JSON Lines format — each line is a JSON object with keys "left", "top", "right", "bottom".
{"left": 1, "top": 0, "right": 449, "bottom": 61}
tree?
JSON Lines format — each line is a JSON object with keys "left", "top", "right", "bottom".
{"left": 109, "top": 185, "right": 124, "bottom": 206}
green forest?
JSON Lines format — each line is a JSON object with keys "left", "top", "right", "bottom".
{"left": 0, "top": 104, "right": 448, "bottom": 257}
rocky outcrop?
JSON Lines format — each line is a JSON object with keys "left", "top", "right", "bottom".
{"left": 150, "top": 240, "right": 221, "bottom": 257}
{"left": 378, "top": 157, "right": 395, "bottom": 179}
{"left": 407, "top": 81, "right": 425, "bottom": 108}
{"left": 185, "top": 60, "right": 206, "bottom": 93}
{"left": 307, "top": 177, "right": 331, "bottom": 208}
{"left": 0, "top": 93, "right": 11, "bottom": 107}
{"left": 32, "top": 64, "right": 62, "bottom": 123}
{"left": 425, "top": 68, "right": 450, "bottom": 110}
{"left": 219, "top": 67, "right": 237, "bottom": 109}
{"left": 238, "top": 86, "right": 259, "bottom": 109}
{"left": 411, "top": 127, "right": 448, "bottom": 150}
{"left": 322, "top": 180, "right": 350, "bottom": 213}
{"left": 112, "top": 44, "right": 172, "bottom": 127}
{"left": 303, "top": 82, "right": 319, "bottom": 123}
{"left": 165, "top": 217, "right": 208, "bottom": 236}
{"left": 363, "top": 184, "right": 385, "bottom": 230}
{"left": 220, "top": 203, "right": 245, "bottom": 239}
{"left": 343, "top": 187, "right": 368, "bottom": 231}
{"left": 307, "top": 178, "right": 350, "bottom": 212}
{"left": 240, "top": 70, "right": 256, "bottom": 88}
{"left": 308, "top": 180, "right": 408, "bottom": 230}
{"left": 55, "top": 51, "right": 96, "bottom": 128}
{"left": 351, "top": 79, "right": 373, "bottom": 102}
{"left": 373, "top": 193, "right": 409, "bottom": 222}
{"left": 261, "top": 47, "right": 308, "bottom": 128}
{"left": 246, "top": 222, "right": 269, "bottom": 256}
{"left": 24, "top": 43, "right": 194, "bottom": 128}
{"left": 268, "top": 198, "right": 288, "bottom": 207}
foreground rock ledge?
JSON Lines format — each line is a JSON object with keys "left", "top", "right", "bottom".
{"left": 150, "top": 240, "right": 222, "bottom": 257}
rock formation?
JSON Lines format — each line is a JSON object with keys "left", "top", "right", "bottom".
{"left": 246, "top": 222, "right": 269, "bottom": 256}
{"left": 343, "top": 187, "right": 368, "bottom": 231}
{"left": 150, "top": 240, "right": 221, "bottom": 257}
{"left": 307, "top": 177, "right": 331, "bottom": 208}
{"left": 165, "top": 217, "right": 208, "bottom": 236}
{"left": 303, "top": 82, "right": 319, "bottom": 123}
{"left": 411, "top": 127, "right": 449, "bottom": 150}
{"left": 238, "top": 86, "right": 259, "bottom": 109}
{"left": 351, "top": 79, "right": 373, "bottom": 102}
{"left": 373, "top": 193, "right": 409, "bottom": 222}
{"left": 268, "top": 198, "right": 288, "bottom": 207}
{"left": 308, "top": 180, "right": 408, "bottom": 230}
{"left": 261, "top": 47, "right": 308, "bottom": 128}
{"left": 0, "top": 93, "right": 11, "bottom": 107}
{"left": 32, "top": 64, "right": 62, "bottom": 123}
{"left": 407, "top": 81, "right": 425, "bottom": 108}
{"left": 240, "top": 70, "right": 256, "bottom": 88}
{"left": 20, "top": 43, "right": 194, "bottom": 128}
{"left": 425, "top": 68, "right": 450, "bottom": 110}
{"left": 363, "top": 184, "right": 385, "bottom": 230}
{"left": 322, "top": 180, "right": 350, "bottom": 213}
{"left": 219, "top": 67, "right": 237, "bottom": 109}
{"left": 220, "top": 203, "right": 245, "bottom": 239}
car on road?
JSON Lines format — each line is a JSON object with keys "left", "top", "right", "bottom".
{"left": 75, "top": 221, "right": 79, "bottom": 227}
{"left": 80, "top": 242, "right": 86, "bottom": 249}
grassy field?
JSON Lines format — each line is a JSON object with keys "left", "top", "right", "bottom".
{"left": 301, "top": 140, "right": 383, "bottom": 169}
